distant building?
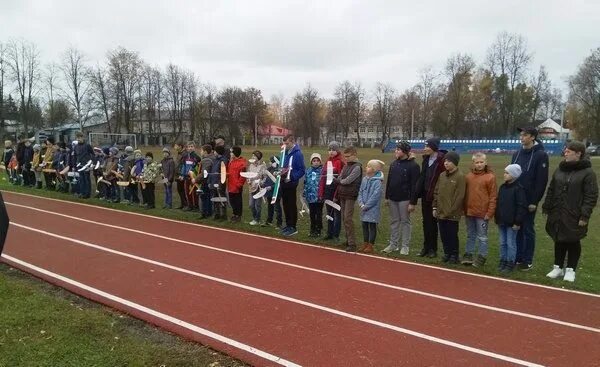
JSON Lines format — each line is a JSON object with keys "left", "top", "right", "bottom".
{"left": 256, "top": 124, "right": 293, "bottom": 145}
{"left": 537, "top": 118, "right": 570, "bottom": 140}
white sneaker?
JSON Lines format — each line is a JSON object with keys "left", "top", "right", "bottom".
{"left": 382, "top": 244, "right": 398, "bottom": 254}
{"left": 546, "top": 265, "right": 564, "bottom": 279}
{"left": 400, "top": 246, "right": 410, "bottom": 255}
{"left": 563, "top": 268, "right": 576, "bottom": 282}
{"left": 249, "top": 220, "right": 258, "bottom": 226}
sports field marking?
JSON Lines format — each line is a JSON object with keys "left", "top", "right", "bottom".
{"left": 0, "top": 253, "right": 302, "bottom": 367}
{"left": 6, "top": 223, "right": 546, "bottom": 367}
{"left": 6, "top": 202, "right": 600, "bottom": 334}
{"left": 4, "top": 190, "right": 600, "bottom": 299}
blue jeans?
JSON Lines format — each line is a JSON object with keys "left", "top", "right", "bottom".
{"left": 200, "top": 184, "right": 212, "bottom": 216}
{"left": 465, "top": 216, "right": 489, "bottom": 257}
{"left": 516, "top": 211, "right": 536, "bottom": 265}
{"left": 498, "top": 225, "right": 518, "bottom": 263}
{"left": 164, "top": 182, "right": 173, "bottom": 207}
{"left": 249, "top": 193, "right": 262, "bottom": 222}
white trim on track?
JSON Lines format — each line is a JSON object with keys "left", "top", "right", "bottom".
{"left": 6, "top": 202, "right": 600, "bottom": 334}
{"left": 0, "top": 253, "right": 302, "bottom": 367}
{"left": 5, "top": 223, "right": 545, "bottom": 367}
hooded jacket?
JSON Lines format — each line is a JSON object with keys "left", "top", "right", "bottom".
{"left": 413, "top": 151, "right": 446, "bottom": 204}
{"left": 386, "top": 156, "right": 420, "bottom": 202}
{"left": 227, "top": 156, "right": 247, "bottom": 194}
{"left": 303, "top": 165, "right": 323, "bottom": 204}
{"left": 495, "top": 180, "right": 528, "bottom": 227}
{"left": 511, "top": 142, "right": 549, "bottom": 206}
{"left": 281, "top": 144, "right": 306, "bottom": 188}
{"left": 542, "top": 159, "right": 598, "bottom": 242}
{"left": 465, "top": 167, "right": 497, "bottom": 219}
{"left": 358, "top": 171, "right": 384, "bottom": 223}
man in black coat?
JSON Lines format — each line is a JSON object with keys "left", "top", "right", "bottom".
{"left": 0, "top": 191, "right": 10, "bottom": 255}
{"left": 73, "top": 131, "right": 94, "bottom": 199}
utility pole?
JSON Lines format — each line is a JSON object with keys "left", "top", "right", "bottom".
{"left": 410, "top": 108, "right": 415, "bottom": 140}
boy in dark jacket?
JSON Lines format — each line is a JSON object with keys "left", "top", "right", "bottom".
{"left": 161, "top": 147, "right": 175, "bottom": 209}
{"left": 74, "top": 131, "right": 94, "bottom": 199}
{"left": 199, "top": 144, "right": 215, "bottom": 218}
{"left": 337, "top": 146, "right": 362, "bottom": 252}
{"left": 496, "top": 164, "right": 527, "bottom": 274}
{"left": 384, "top": 141, "right": 420, "bottom": 255}
{"left": 279, "top": 135, "right": 306, "bottom": 237}
{"left": 173, "top": 142, "right": 188, "bottom": 209}
{"left": 511, "top": 127, "right": 549, "bottom": 270}
{"left": 210, "top": 145, "right": 228, "bottom": 221}
{"left": 411, "top": 137, "right": 446, "bottom": 258}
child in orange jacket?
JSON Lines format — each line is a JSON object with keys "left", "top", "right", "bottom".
{"left": 227, "top": 146, "right": 247, "bottom": 222}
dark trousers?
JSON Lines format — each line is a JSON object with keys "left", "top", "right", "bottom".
{"left": 229, "top": 192, "right": 243, "bottom": 217}
{"left": 281, "top": 185, "right": 298, "bottom": 228}
{"left": 141, "top": 183, "right": 155, "bottom": 208}
{"left": 266, "top": 193, "right": 283, "bottom": 226}
{"left": 516, "top": 211, "right": 536, "bottom": 265}
{"left": 79, "top": 171, "right": 91, "bottom": 198}
{"left": 439, "top": 219, "right": 459, "bottom": 257}
{"left": 326, "top": 204, "right": 342, "bottom": 239}
{"left": 555, "top": 241, "right": 582, "bottom": 270}
{"left": 44, "top": 172, "right": 56, "bottom": 189}
{"left": 309, "top": 202, "right": 323, "bottom": 234}
{"left": 422, "top": 200, "right": 438, "bottom": 253}
{"left": 176, "top": 179, "right": 187, "bottom": 208}
{"left": 362, "top": 221, "right": 377, "bottom": 244}
{"left": 164, "top": 182, "right": 173, "bottom": 207}
{"left": 129, "top": 183, "right": 140, "bottom": 203}
{"left": 200, "top": 184, "right": 212, "bottom": 216}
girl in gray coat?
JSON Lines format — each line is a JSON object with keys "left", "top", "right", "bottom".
{"left": 357, "top": 160, "right": 385, "bottom": 253}
{"left": 543, "top": 141, "right": 598, "bottom": 282}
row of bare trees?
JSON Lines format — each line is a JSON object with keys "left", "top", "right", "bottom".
{"left": 2, "top": 32, "right": 598, "bottom": 145}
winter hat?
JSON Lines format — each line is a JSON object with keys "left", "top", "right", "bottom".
{"left": 4, "top": 140, "right": 12, "bottom": 148}
{"left": 33, "top": 144, "right": 41, "bottom": 151}
{"left": 505, "top": 164, "right": 522, "bottom": 180}
{"left": 445, "top": 151, "right": 460, "bottom": 166}
{"left": 102, "top": 147, "right": 110, "bottom": 156}
{"left": 252, "top": 150, "right": 263, "bottom": 161}
{"left": 145, "top": 152, "right": 154, "bottom": 159}
{"left": 125, "top": 146, "right": 134, "bottom": 153}
{"left": 425, "top": 137, "right": 440, "bottom": 152}
{"left": 231, "top": 146, "right": 242, "bottom": 158}
{"left": 109, "top": 147, "right": 119, "bottom": 155}
{"left": 162, "top": 147, "right": 171, "bottom": 154}
{"left": 310, "top": 153, "right": 322, "bottom": 162}
{"left": 396, "top": 140, "right": 411, "bottom": 154}
{"left": 93, "top": 147, "right": 103, "bottom": 153}
{"left": 328, "top": 141, "right": 341, "bottom": 152}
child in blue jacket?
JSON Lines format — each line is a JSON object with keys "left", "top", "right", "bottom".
{"left": 357, "top": 160, "right": 385, "bottom": 253}
{"left": 303, "top": 153, "right": 323, "bottom": 237}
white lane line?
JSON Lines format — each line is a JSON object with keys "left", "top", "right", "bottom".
{"left": 7, "top": 223, "right": 545, "bottom": 367}
{"left": 0, "top": 254, "right": 302, "bottom": 367}
{"left": 6, "top": 202, "right": 600, "bottom": 334}
{"left": 5, "top": 190, "right": 600, "bottom": 299}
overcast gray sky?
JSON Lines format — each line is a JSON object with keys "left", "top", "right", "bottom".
{"left": 1, "top": 0, "right": 599, "bottom": 100}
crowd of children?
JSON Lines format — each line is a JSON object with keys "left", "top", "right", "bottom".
{"left": 1, "top": 130, "right": 597, "bottom": 282}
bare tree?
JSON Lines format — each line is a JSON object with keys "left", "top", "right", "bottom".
{"left": 445, "top": 53, "right": 475, "bottom": 137}
{"left": 0, "top": 42, "right": 6, "bottom": 133}
{"left": 107, "top": 47, "right": 142, "bottom": 133}
{"left": 44, "top": 63, "right": 64, "bottom": 129}
{"left": 89, "top": 65, "right": 113, "bottom": 132}
{"left": 332, "top": 81, "right": 355, "bottom": 142}
{"left": 61, "top": 47, "right": 92, "bottom": 130}
{"left": 486, "top": 32, "right": 532, "bottom": 134}
{"left": 290, "top": 84, "right": 322, "bottom": 146}
{"left": 7, "top": 39, "right": 41, "bottom": 133}
{"left": 371, "top": 82, "right": 397, "bottom": 146}
{"left": 415, "top": 66, "right": 440, "bottom": 138}
{"left": 569, "top": 47, "right": 600, "bottom": 140}
{"left": 163, "top": 63, "right": 186, "bottom": 141}
{"left": 199, "top": 83, "right": 219, "bottom": 143}
{"left": 530, "top": 65, "right": 551, "bottom": 122}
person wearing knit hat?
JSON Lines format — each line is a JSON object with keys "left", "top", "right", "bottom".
{"left": 433, "top": 149, "right": 466, "bottom": 264}
{"left": 125, "top": 146, "right": 134, "bottom": 153}
{"left": 383, "top": 140, "right": 420, "bottom": 255}
{"left": 328, "top": 141, "right": 341, "bottom": 152}
{"left": 505, "top": 164, "right": 522, "bottom": 180}
{"left": 444, "top": 151, "right": 460, "bottom": 166}
{"left": 304, "top": 152, "right": 324, "bottom": 237}
{"left": 495, "top": 163, "right": 527, "bottom": 274}
{"left": 412, "top": 136, "right": 446, "bottom": 258}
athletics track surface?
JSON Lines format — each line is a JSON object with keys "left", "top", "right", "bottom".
{"left": 1, "top": 191, "right": 600, "bottom": 366}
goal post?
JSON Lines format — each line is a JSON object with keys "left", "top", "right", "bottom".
{"left": 88, "top": 133, "right": 137, "bottom": 149}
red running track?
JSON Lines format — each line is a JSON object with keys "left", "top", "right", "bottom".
{"left": 2, "top": 191, "right": 600, "bottom": 366}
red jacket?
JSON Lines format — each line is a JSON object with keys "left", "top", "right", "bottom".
{"left": 319, "top": 152, "right": 345, "bottom": 200}
{"left": 227, "top": 157, "right": 247, "bottom": 194}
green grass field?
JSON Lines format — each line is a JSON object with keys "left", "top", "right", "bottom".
{"left": 1, "top": 146, "right": 599, "bottom": 365}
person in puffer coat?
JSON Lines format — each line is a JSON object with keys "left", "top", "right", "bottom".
{"left": 542, "top": 141, "right": 598, "bottom": 283}
{"left": 303, "top": 153, "right": 323, "bottom": 237}
{"left": 357, "top": 160, "right": 385, "bottom": 254}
